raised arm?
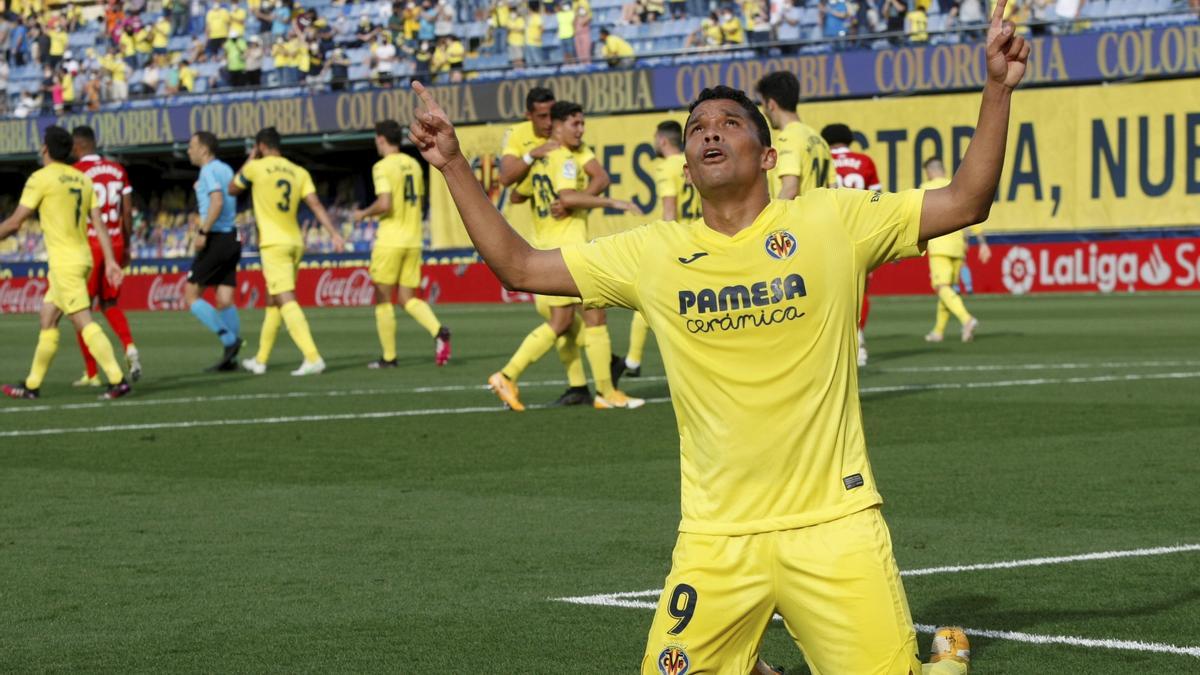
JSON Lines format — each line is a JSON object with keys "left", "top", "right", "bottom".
{"left": 920, "top": 0, "right": 1029, "bottom": 242}
{"left": 408, "top": 81, "right": 579, "bottom": 297}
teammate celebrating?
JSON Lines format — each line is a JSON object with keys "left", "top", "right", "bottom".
{"left": 755, "top": 71, "right": 835, "bottom": 200}
{"left": 407, "top": 0, "right": 1028, "bottom": 666}
{"left": 498, "top": 87, "right": 603, "bottom": 407}
{"left": 492, "top": 101, "right": 643, "bottom": 411}
{"left": 70, "top": 126, "right": 142, "bottom": 386}
{"left": 822, "top": 122, "right": 882, "bottom": 366}
{"left": 352, "top": 120, "right": 451, "bottom": 370}
{"left": 185, "top": 130, "right": 244, "bottom": 371}
{"left": 921, "top": 157, "right": 991, "bottom": 343}
{"left": 1, "top": 126, "right": 131, "bottom": 400}
{"left": 231, "top": 127, "right": 346, "bottom": 376}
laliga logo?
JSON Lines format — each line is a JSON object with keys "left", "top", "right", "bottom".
{"left": 315, "top": 269, "right": 374, "bottom": 307}
{"left": 764, "top": 230, "right": 798, "bottom": 260}
{"left": 0, "top": 279, "right": 47, "bottom": 313}
{"left": 147, "top": 275, "right": 188, "bottom": 310}
{"left": 1001, "top": 246, "right": 1036, "bottom": 295}
{"left": 1139, "top": 245, "right": 1171, "bottom": 286}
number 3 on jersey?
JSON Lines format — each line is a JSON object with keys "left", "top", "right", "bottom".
{"left": 276, "top": 178, "right": 293, "bottom": 212}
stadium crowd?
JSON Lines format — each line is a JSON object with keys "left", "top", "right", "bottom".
{"left": 3, "top": 0, "right": 1192, "bottom": 116}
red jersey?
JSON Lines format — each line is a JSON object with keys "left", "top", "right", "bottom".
{"left": 73, "top": 154, "right": 132, "bottom": 247}
{"left": 830, "top": 146, "right": 882, "bottom": 191}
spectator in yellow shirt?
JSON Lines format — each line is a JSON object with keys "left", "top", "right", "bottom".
{"left": 445, "top": 34, "right": 465, "bottom": 81}
{"left": 206, "top": 2, "right": 231, "bottom": 56}
{"left": 153, "top": 15, "right": 172, "bottom": 57}
{"left": 598, "top": 26, "right": 634, "bottom": 68}
{"left": 179, "top": 59, "right": 197, "bottom": 92}
{"left": 719, "top": 6, "right": 745, "bottom": 44}
{"left": 135, "top": 24, "right": 154, "bottom": 67}
{"left": 907, "top": 2, "right": 929, "bottom": 42}
{"left": 555, "top": 0, "right": 576, "bottom": 62}
{"left": 46, "top": 22, "right": 68, "bottom": 69}
{"left": 524, "top": 4, "right": 544, "bottom": 65}
{"left": 507, "top": 7, "right": 526, "bottom": 67}
{"left": 230, "top": 0, "right": 248, "bottom": 36}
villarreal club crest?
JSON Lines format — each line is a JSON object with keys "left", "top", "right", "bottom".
{"left": 765, "top": 230, "right": 798, "bottom": 260}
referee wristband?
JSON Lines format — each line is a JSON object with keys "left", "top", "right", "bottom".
{"left": 523, "top": 152, "right": 534, "bottom": 165}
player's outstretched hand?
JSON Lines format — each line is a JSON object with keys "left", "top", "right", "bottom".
{"left": 986, "top": 0, "right": 1030, "bottom": 89}
{"left": 105, "top": 260, "right": 124, "bottom": 289}
{"left": 409, "top": 80, "right": 462, "bottom": 171}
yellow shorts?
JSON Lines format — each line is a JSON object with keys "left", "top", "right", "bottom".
{"left": 929, "top": 255, "right": 962, "bottom": 289}
{"left": 46, "top": 263, "right": 93, "bottom": 315}
{"left": 370, "top": 246, "right": 423, "bottom": 289}
{"left": 641, "top": 507, "right": 920, "bottom": 675}
{"left": 261, "top": 245, "right": 304, "bottom": 296}
{"left": 535, "top": 292, "right": 582, "bottom": 309}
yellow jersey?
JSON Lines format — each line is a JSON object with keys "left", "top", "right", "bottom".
{"left": 153, "top": 18, "right": 171, "bottom": 48}
{"left": 231, "top": 6, "right": 247, "bottom": 35}
{"left": 235, "top": 156, "right": 317, "bottom": 248}
{"left": 501, "top": 120, "right": 549, "bottom": 198}
{"left": 771, "top": 120, "right": 835, "bottom": 199}
{"left": 720, "top": 16, "right": 744, "bottom": 43}
{"left": 920, "top": 177, "right": 979, "bottom": 257}
{"left": 601, "top": 34, "right": 634, "bottom": 58}
{"left": 48, "top": 28, "right": 68, "bottom": 56}
{"left": 556, "top": 8, "right": 575, "bottom": 39}
{"left": 19, "top": 163, "right": 94, "bottom": 269}
{"left": 908, "top": 9, "right": 929, "bottom": 42}
{"left": 529, "top": 145, "right": 592, "bottom": 248}
{"left": 372, "top": 152, "right": 425, "bottom": 249}
{"left": 507, "top": 15, "right": 526, "bottom": 46}
{"left": 561, "top": 188, "right": 926, "bottom": 535}
{"left": 525, "top": 12, "right": 543, "bottom": 46}
{"left": 206, "top": 7, "right": 231, "bottom": 39}
{"left": 656, "top": 153, "right": 701, "bottom": 222}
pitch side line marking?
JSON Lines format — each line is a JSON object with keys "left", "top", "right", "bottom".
{"left": 5, "top": 360, "right": 1198, "bottom": 416}
{"left": 554, "top": 543, "right": 1200, "bottom": 605}
{"left": 3, "top": 371, "right": 1200, "bottom": 437}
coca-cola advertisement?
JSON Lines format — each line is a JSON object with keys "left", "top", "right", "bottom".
{"left": 0, "top": 277, "right": 48, "bottom": 313}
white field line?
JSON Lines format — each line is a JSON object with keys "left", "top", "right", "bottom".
{"left": 3, "top": 371, "right": 1200, "bottom": 438}
{"left": 4, "top": 359, "right": 1197, "bottom": 416}
{"left": 554, "top": 544, "right": 1200, "bottom": 658}
{"left": 554, "top": 544, "right": 1200, "bottom": 606}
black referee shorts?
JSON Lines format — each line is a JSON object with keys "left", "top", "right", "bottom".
{"left": 187, "top": 232, "right": 241, "bottom": 287}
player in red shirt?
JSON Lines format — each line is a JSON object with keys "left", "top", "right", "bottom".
{"left": 822, "top": 123, "right": 882, "bottom": 367}
{"left": 71, "top": 126, "right": 142, "bottom": 385}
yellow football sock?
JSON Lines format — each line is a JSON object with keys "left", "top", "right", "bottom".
{"left": 256, "top": 306, "right": 282, "bottom": 364}
{"left": 501, "top": 323, "right": 557, "bottom": 381}
{"left": 81, "top": 322, "right": 124, "bottom": 384}
{"left": 557, "top": 320, "right": 588, "bottom": 388}
{"left": 937, "top": 285, "right": 972, "bottom": 325}
{"left": 375, "top": 302, "right": 397, "bottom": 361}
{"left": 584, "top": 325, "right": 614, "bottom": 396}
{"left": 923, "top": 660, "right": 968, "bottom": 675}
{"left": 627, "top": 311, "right": 649, "bottom": 366}
{"left": 24, "top": 327, "right": 60, "bottom": 390}
{"left": 280, "top": 301, "right": 321, "bottom": 362}
{"left": 933, "top": 299, "right": 951, "bottom": 335}
{"left": 404, "top": 297, "right": 441, "bottom": 338}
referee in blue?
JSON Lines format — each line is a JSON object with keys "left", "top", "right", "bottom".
{"left": 184, "top": 131, "right": 244, "bottom": 371}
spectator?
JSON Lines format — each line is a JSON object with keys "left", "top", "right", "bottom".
{"left": 640, "top": 0, "right": 665, "bottom": 22}
{"left": 446, "top": 34, "right": 465, "bottom": 80}
{"left": 179, "top": 58, "right": 196, "bottom": 91}
{"left": 434, "top": 0, "right": 455, "bottom": 38}
{"left": 487, "top": 0, "right": 509, "bottom": 53}
{"left": 270, "top": 0, "right": 292, "bottom": 46}
{"left": 719, "top": 6, "right": 745, "bottom": 45}
{"left": 119, "top": 24, "right": 137, "bottom": 69}
{"left": 371, "top": 31, "right": 397, "bottom": 86}
{"left": 206, "top": 2, "right": 231, "bottom": 56}
{"left": 772, "top": 0, "right": 802, "bottom": 50}
{"left": 1028, "top": 0, "right": 1052, "bottom": 34}
{"left": 327, "top": 46, "right": 350, "bottom": 89}
{"left": 507, "top": 4, "right": 526, "bottom": 67}
{"left": 686, "top": 10, "right": 723, "bottom": 48}
{"left": 556, "top": 0, "right": 576, "bottom": 62}
{"left": 13, "top": 89, "right": 38, "bottom": 118}
{"left": 84, "top": 71, "right": 102, "bottom": 110}
{"left": 163, "top": 57, "right": 182, "bottom": 93}
{"left": 171, "top": 0, "right": 190, "bottom": 36}
{"left": 418, "top": 0, "right": 437, "bottom": 42}
{"left": 9, "top": 17, "right": 29, "bottom": 66}
{"left": 138, "top": 56, "right": 161, "bottom": 95}
{"left": 413, "top": 38, "right": 432, "bottom": 82}
{"left": 135, "top": 21, "right": 154, "bottom": 67}
{"left": 46, "top": 18, "right": 68, "bottom": 70}
{"left": 225, "top": 31, "right": 248, "bottom": 86}
{"left": 668, "top": 0, "right": 688, "bottom": 18}
{"left": 32, "top": 21, "right": 47, "bottom": 66}
{"left": 574, "top": 0, "right": 592, "bottom": 63}
{"left": 58, "top": 67, "right": 75, "bottom": 113}
{"left": 824, "top": 0, "right": 853, "bottom": 42}
{"left": 907, "top": 0, "right": 929, "bottom": 42}
{"left": 190, "top": 0, "right": 206, "bottom": 38}
{"left": 431, "top": 34, "right": 448, "bottom": 79}
{"left": 285, "top": 31, "right": 308, "bottom": 83}
{"left": 355, "top": 15, "right": 382, "bottom": 47}
{"left": 39, "top": 63, "right": 54, "bottom": 113}
{"left": 153, "top": 12, "right": 172, "bottom": 58}
{"left": 959, "top": 0, "right": 985, "bottom": 24}
{"left": 525, "top": 3, "right": 544, "bottom": 66}
{"left": 104, "top": 48, "right": 129, "bottom": 101}
{"left": 746, "top": 0, "right": 771, "bottom": 46}
{"left": 231, "top": 0, "right": 248, "bottom": 37}
{"left": 244, "top": 35, "right": 264, "bottom": 85}
{"left": 388, "top": 2, "right": 406, "bottom": 42}
{"left": 598, "top": 26, "right": 634, "bottom": 67}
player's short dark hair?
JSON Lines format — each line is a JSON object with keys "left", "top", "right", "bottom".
{"left": 525, "top": 86, "right": 555, "bottom": 111}
{"left": 72, "top": 125, "right": 97, "bottom": 146}
{"left": 656, "top": 120, "right": 683, "bottom": 149}
{"left": 820, "top": 123, "right": 853, "bottom": 147}
{"left": 255, "top": 126, "right": 282, "bottom": 150}
{"left": 375, "top": 119, "right": 405, "bottom": 147}
{"left": 755, "top": 71, "right": 800, "bottom": 113}
{"left": 44, "top": 125, "right": 73, "bottom": 162}
{"left": 550, "top": 100, "right": 583, "bottom": 121}
{"left": 687, "top": 86, "right": 772, "bottom": 148}
{"left": 193, "top": 130, "right": 219, "bottom": 155}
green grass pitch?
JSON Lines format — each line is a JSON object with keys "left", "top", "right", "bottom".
{"left": 1, "top": 293, "right": 1199, "bottom": 673}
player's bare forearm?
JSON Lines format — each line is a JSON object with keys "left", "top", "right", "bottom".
{"left": 583, "top": 159, "right": 610, "bottom": 196}
{"left": 557, "top": 190, "right": 615, "bottom": 211}
{"left": 305, "top": 194, "right": 343, "bottom": 242}
{"left": 498, "top": 155, "right": 530, "bottom": 187}
{"left": 356, "top": 194, "right": 390, "bottom": 219}
{"left": 662, "top": 196, "right": 677, "bottom": 221}
{"left": 228, "top": 178, "right": 245, "bottom": 197}
{"left": 92, "top": 207, "right": 118, "bottom": 267}
{"left": 778, "top": 175, "right": 799, "bottom": 201}
{"left": 442, "top": 158, "right": 577, "bottom": 295}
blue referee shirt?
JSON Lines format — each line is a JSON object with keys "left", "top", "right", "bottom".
{"left": 196, "top": 159, "right": 237, "bottom": 234}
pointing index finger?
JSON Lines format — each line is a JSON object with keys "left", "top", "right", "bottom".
{"left": 411, "top": 80, "right": 441, "bottom": 113}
